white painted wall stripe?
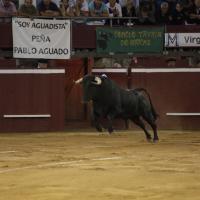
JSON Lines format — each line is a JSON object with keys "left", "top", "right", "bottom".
{"left": 0, "top": 69, "right": 65, "bottom": 74}
{"left": 166, "top": 113, "right": 200, "bottom": 116}
{"left": 131, "top": 68, "right": 200, "bottom": 73}
{"left": 3, "top": 114, "right": 51, "bottom": 118}
{"left": 92, "top": 68, "right": 200, "bottom": 73}
{"left": 92, "top": 68, "right": 127, "bottom": 73}
{"left": 2, "top": 68, "right": 199, "bottom": 74}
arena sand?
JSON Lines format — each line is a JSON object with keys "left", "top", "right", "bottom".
{"left": 0, "top": 130, "right": 200, "bottom": 200}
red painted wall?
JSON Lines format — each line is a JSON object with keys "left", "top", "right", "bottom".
{"left": 0, "top": 70, "right": 65, "bottom": 132}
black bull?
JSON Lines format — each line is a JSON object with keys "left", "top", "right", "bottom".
{"left": 75, "top": 74, "right": 159, "bottom": 142}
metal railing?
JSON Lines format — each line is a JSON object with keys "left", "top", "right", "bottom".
{"left": 0, "top": 16, "right": 142, "bottom": 27}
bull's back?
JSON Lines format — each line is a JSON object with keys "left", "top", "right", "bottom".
{"left": 120, "top": 90, "right": 140, "bottom": 115}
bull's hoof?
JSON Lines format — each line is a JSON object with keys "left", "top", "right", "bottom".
{"left": 108, "top": 127, "right": 114, "bottom": 134}
{"left": 146, "top": 138, "right": 152, "bottom": 143}
{"left": 146, "top": 135, "right": 152, "bottom": 142}
{"left": 96, "top": 127, "right": 103, "bottom": 132}
{"left": 153, "top": 138, "right": 159, "bottom": 143}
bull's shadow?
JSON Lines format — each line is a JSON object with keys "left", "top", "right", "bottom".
{"left": 75, "top": 74, "right": 159, "bottom": 142}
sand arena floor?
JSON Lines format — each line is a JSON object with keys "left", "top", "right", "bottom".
{"left": 0, "top": 130, "right": 200, "bottom": 200}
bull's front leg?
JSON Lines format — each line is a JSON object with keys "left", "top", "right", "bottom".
{"left": 106, "top": 108, "right": 122, "bottom": 134}
{"left": 106, "top": 114, "right": 115, "bottom": 134}
{"left": 91, "top": 112, "right": 103, "bottom": 132}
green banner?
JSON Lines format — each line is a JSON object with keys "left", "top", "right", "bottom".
{"left": 96, "top": 27, "right": 164, "bottom": 54}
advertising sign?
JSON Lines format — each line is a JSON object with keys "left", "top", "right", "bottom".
{"left": 165, "top": 33, "right": 200, "bottom": 47}
{"left": 12, "top": 18, "right": 71, "bottom": 59}
{"left": 96, "top": 27, "right": 164, "bottom": 54}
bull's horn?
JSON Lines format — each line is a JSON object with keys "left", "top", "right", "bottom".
{"left": 74, "top": 77, "right": 83, "bottom": 84}
{"left": 92, "top": 76, "right": 102, "bottom": 85}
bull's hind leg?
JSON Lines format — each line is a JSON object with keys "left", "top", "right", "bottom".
{"left": 95, "top": 122, "right": 103, "bottom": 132}
{"left": 131, "top": 117, "right": 152, "bottom": 142}
{"left": 143, "top": 114, "right": 159, "bottom": 142}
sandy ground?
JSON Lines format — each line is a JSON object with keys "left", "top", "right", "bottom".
{"left": 0, "top": 130, "right": 200, "bottom": 200}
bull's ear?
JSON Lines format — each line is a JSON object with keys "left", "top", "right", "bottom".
{"left": 92, "top": 76, "right": 102, "bottom": 85}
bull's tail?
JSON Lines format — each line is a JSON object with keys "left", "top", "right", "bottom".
{"left": 133, "top": 88, "right": 159, "bottom": 120}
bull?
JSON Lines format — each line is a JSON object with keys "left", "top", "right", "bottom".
{"left": 75, "top": 74, "right": 159, "bottom": 142}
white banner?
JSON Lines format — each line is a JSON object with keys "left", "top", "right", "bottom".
{"left": 12, "top": 18, "right": 71, "bottom": 59}
{"left": 165, "top": 33, "right": 200, "bottom": 47}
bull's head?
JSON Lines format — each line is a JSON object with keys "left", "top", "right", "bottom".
{"left": 75, "top": 75, "right": 102, "bottom": 103}
{"left": 75, "top": 76, "right": 102, "bottom": 85}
